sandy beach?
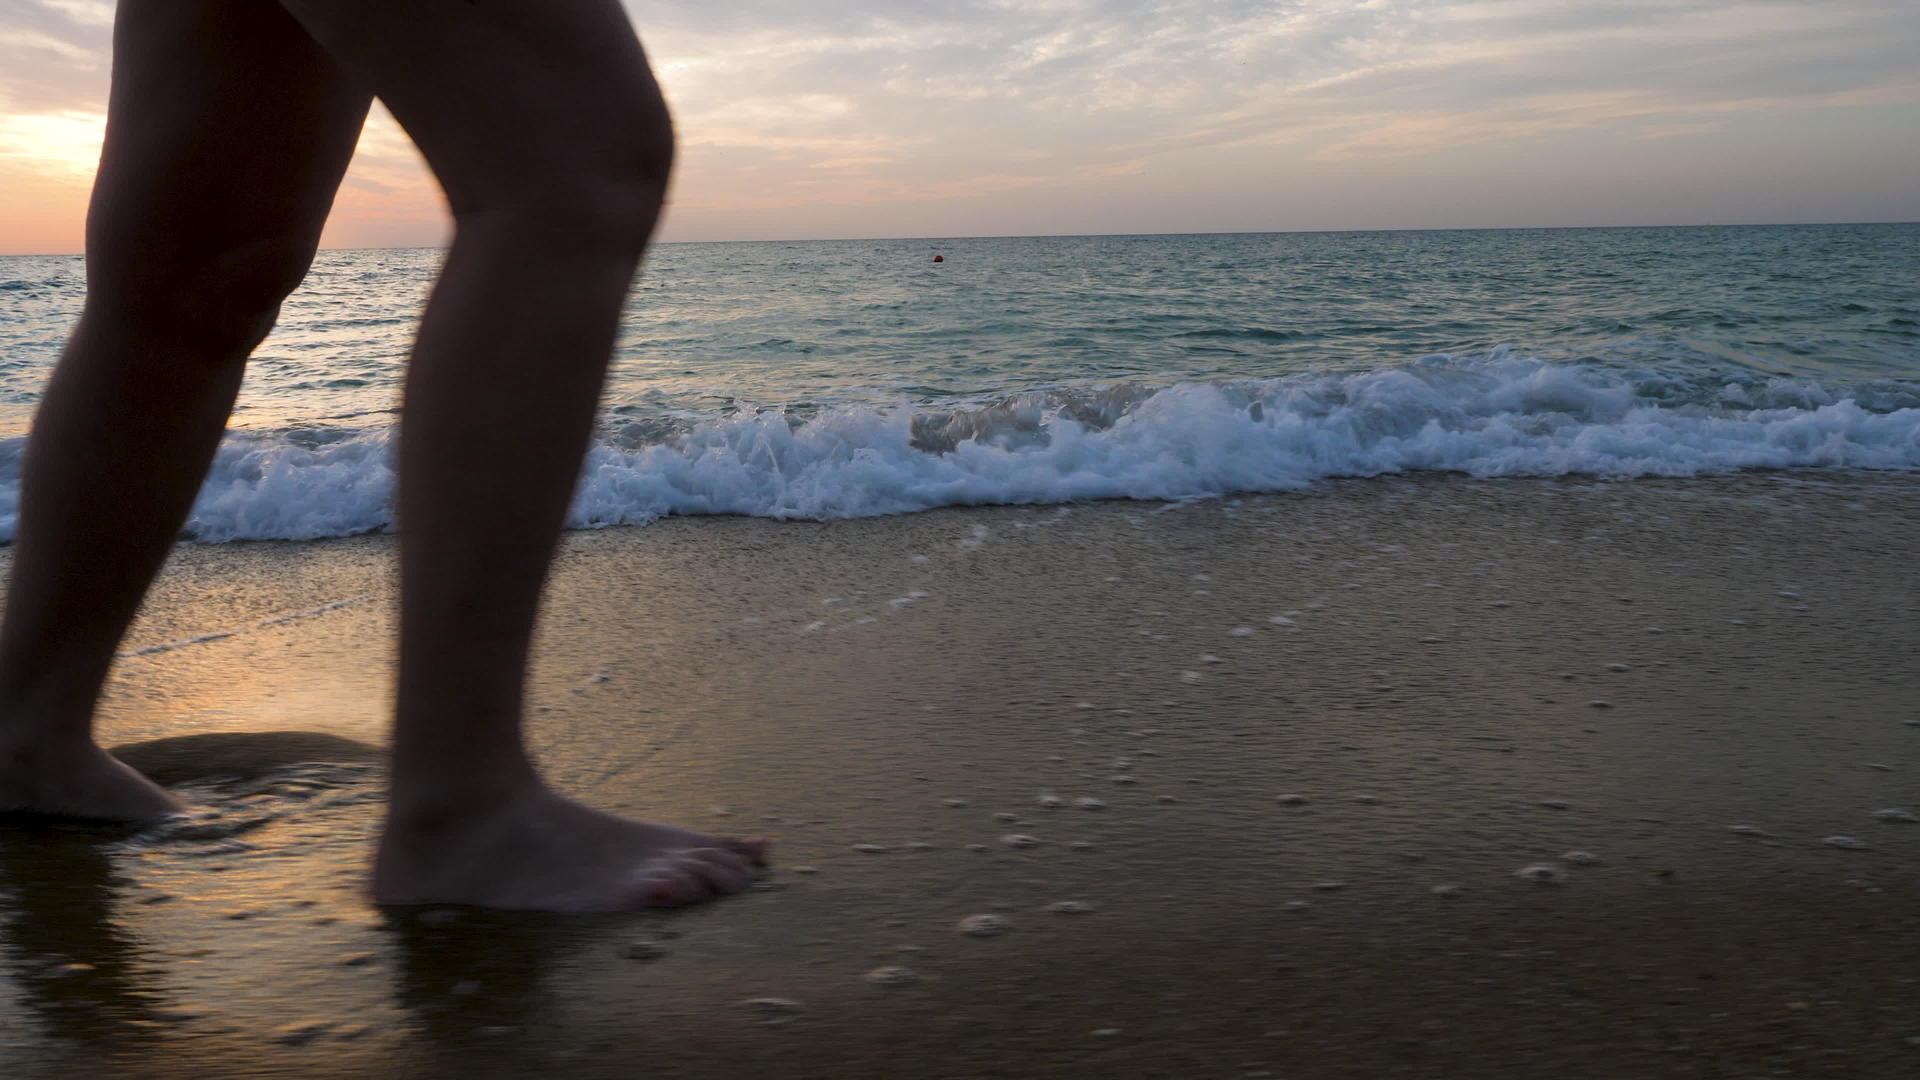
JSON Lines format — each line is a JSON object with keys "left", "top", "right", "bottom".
{"left": 2, "top": 470, "right": 1917, "bottom": 1079}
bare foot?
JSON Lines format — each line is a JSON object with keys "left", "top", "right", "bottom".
{"left": 373, "top": 787, "right": 770, "bottom": 912}
{"left": 0, "top": 740, "right": 187, "bottom": 822}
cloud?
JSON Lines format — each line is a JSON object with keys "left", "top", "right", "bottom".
{"left": 622, "top": 0, "right": 1918, "bottom": 234}
{"left": 0, "top": 2, "right": 113, "bottom": 116}
{"left": 1, "top": 0, "right": 1914, "bottom": 250}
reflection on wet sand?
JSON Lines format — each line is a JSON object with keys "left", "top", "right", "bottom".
{"left": 0, "top": 820, "right": 171, "bottom": 1046}
{"left": 0, "top": 731, "right": 606, "bottom": 1077}
{"left": 385, "top": 908, "right": 571, "bottom": 1055}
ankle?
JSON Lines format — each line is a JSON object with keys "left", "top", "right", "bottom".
{"left": 384, "top": 774, "right": 547, "bottom": 835}
{"left": 0, "top": 728, "right": 99, "bottom": 763}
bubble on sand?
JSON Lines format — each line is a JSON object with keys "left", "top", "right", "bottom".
{"left": 1431, "top": 884, "right": 1460, "bottom": 897}
{"left": 1310, "top": 881, "right": 1348, "bottom": 892}
{"left": 1562, "top": 851, "right": 1603, "bottom": 865}
{"left": 1181, "top": 671, "right": 1205, "bottom": 683}
{"left": 965, "top": 843, "right": 988, "bottom": 853}
{"left": 1728, "top": 824, "right": 1769, "bottom": 836}
{"left": 1607, "top": 663, "right": 1631, "bottom": 672}
{"left": 864, "top": 966, "right": 918, "bottom": 986}
{"left": 1539, "top": 799, "right": 1571, "bottom": 810}
{"left": 1276, "top": 794, "right": 1310, "bottom": 806}
{"left": 1076, "top": 797, "right": 1107, "bottom": 810}
{"left": 1352, "top": 794, "right": 1379, "bottom": 805}
{"left": 1046, "top": 900, "right": 1097, "bottom": 915}
{"left": 1822, "top": 836, "right": 1870, "bottom": 850}
{"left": 1037, "top": 794, "right": 1064, "bottom": 809}
{"left": 738, "top": 998, "right": 804, "bottom": 1025}
{"left": 1515, "top": 864, "right": 1568, "bottom": 885}
{"left": 1002, "top": 834, "right": 1040, "bottom": 849}
{"left": 1157, "top": 795, "right": 1179, "bottom": 803}
{"left": 907, "top": 841, "right": 936, "bottom": 852}
{"left": 910, "top": 554, "right": 929, "bottom": 564}
{"left": 802, "top": 621, "right": 826, "bottom": 633}
{"left": 851, "top": 843, "right": 890, "bottom": 854}
{"left": 1069, "top": 840, "right": 1095, "bottom": 850}
{"left": 1200, "top": 654, "right": 1225, "bottom": 664}
{"left": 1284, "top": 900, "right": 1312, "bottom": 912}
{"left": 1488, "top": 600, "right": 1513, "bottom": 608}
{"left": 1778, "top": 590, "right": 1801, "bottom": 599}
{"left": 1111, "top": 775, "right": 1136, "bottom": 785}
{"left": 943, "top": 798, "right": 969, "bottom": 807}
{"left": 1646, "top": 627, "right": 1665, "bottom": 634}
{"left": 1111, "top": 757, "right": 1134, "bottom": 769}
{"left": 992, "top": 812, "right": 1019, "bottom": 822}
{"left": 1268, "top": 616, "right": 1297, "bottom": 628}
{"left": 1229, "top": 627, "right": 1255, "bottom": 638}
{"left": 958, "top": 914, "right": 1012, "bottom": 937}
{"left": 1871, "top": 809, "right": 1918, "bottom": 824}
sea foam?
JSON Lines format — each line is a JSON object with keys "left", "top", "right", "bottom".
{"left": 1, "top": 352, "right": 1915, "bottom": 543}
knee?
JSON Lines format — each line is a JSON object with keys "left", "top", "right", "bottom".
{"left": 449, "top": 117, "right": 674, "bottom": 256}
{"left": 90, "top": 230, "right": 316, "bottom": 353}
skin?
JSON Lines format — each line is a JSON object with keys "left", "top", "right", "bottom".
{"left": 0, "top": 0, "right": 766, "bottom": 911}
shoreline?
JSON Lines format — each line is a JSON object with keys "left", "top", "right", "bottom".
{"left": 2, "top": 469, "right": 1918, "bottom": 1078}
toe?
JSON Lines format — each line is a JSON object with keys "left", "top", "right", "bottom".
{"left": 723, "top": 837, "right": 771, "bottom": 865}
{"left": 637, "top": 870, "right": 708, "bottom": 907}
{"left": 684, "top": 847, "right": 758, "bottom": 894}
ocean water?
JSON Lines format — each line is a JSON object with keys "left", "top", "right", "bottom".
{"left": 1, "top": 224, "right": 1916, "bottom": 542}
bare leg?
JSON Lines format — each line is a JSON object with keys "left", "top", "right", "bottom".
{"left": 0, "top": 1, "right": 371, "bottom": 819}
{"left": 273, "top": 0, "right": 764, "bottom": 910}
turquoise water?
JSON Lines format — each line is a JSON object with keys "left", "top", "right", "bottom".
{"left": 1, "top": 224, "right": 1916, "bottom": 540}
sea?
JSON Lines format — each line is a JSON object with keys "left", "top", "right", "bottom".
{"left": 1, "top": 223, "right": 1916, "bottom": 543}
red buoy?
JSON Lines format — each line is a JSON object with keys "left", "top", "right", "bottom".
{"left": 932, "top": 254, "right": 944, "bottom": 263}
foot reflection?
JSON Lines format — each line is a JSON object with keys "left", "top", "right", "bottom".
{"left": 0, "top": 820, "right": 170, "bottom": 1044}
{"left": 386, "top": 906, "right": 567, "bottom": 1047}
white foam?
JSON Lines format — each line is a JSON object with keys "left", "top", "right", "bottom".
{"left": 3, "top": 352, "right": 1917, "bottom": 543}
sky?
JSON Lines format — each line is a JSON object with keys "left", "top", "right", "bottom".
{"left": 1, "top": 0, "right": 1916, "bottom": 254}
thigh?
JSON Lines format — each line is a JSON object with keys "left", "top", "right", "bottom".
{"left": 87, "top": 0, "right": 373, "bottom": 304}
{"left": 272, "top": 0, "right": 671, "bottom": 219}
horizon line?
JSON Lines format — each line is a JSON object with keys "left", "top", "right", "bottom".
{"left": 4, "top": 218, "right": 1916, "bottom": 258}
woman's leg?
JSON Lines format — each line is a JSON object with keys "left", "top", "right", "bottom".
{"left": 273, "top": 0, "right": 764, "bottom": 910}
{"left": 0, "top": 1, "right": 371, "bottom": 818}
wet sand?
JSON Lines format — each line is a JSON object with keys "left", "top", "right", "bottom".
{"left": 2, "top": 471, "right": 1918, "bottom": 1079}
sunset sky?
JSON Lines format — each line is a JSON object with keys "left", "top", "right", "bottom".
{"left": 2, "top": 0, "right": 1916, "bottom": 254}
